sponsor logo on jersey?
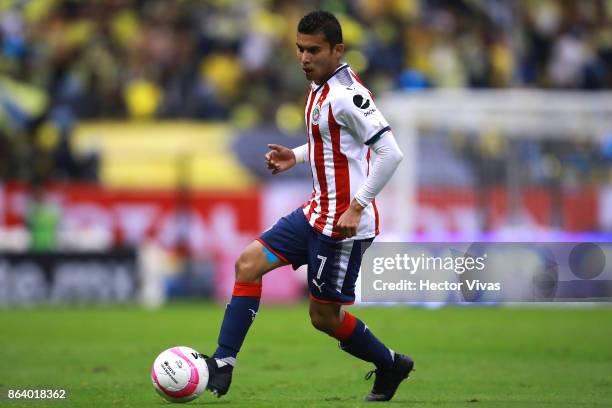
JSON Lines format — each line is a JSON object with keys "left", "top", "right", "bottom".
{"left": 363, "top": 108, "right": 377, "bottom": 117}
{"left": 353, "top": 94, "right": 371, "bottom": 110}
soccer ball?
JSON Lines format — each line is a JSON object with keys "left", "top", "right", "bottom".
{"left": 151, "top": 346, "right": 209, "bottom": 403}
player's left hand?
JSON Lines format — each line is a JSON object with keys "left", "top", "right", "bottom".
{"left": 336, "top": 200, "right": 365, "bottom": 238}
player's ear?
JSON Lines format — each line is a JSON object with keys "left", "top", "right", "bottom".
{"left": 333, "top": 43, "right": 344, "bottom": 57}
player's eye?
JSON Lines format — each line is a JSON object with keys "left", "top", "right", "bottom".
{"left": 296, "top": 46, "right": 319, "bottom": 55}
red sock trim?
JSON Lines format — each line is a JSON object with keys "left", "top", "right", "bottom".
{"left": 333, "top": 311, "right": 357, "bottom": 341}
{"left": 232, "top": 282, "right": 262, "bottom": 298}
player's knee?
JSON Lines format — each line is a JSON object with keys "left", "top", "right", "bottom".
{"left": 235, "top": 252, "right": 261, "bottom": 283}
{"left": 309, "top": 309, "right": 338, "bottom": 334}
{"left": 309, "top": 311, "right": 329, "bottom": 333}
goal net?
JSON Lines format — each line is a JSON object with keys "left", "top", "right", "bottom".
{"left": 376, "top": 90, "right": 612, "bottom": 240}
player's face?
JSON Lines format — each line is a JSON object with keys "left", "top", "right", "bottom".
{"left": 296, "top": 32, "right": 344, "bottom": 85}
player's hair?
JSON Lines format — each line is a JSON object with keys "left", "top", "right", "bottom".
{"left": 298, "top": 10, "right": 343, "bottom": 48}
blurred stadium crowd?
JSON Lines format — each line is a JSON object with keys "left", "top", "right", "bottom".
{"left": 1, "top": 0, "right": 611, "bottom": 305}
{"left": 0, "top": 0, "right": 611, "bottom": 184}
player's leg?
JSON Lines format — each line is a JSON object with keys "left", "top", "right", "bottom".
{"left": 213, "top": 240, "right": 285, "bottom": 360}
{"left": 309, "top": 296, "right": 414, "bottom": 403}
{"left": 208, "top": 209, "right": 310, "bottom": 397}
{"left": 308, "top": 298, "right": 397, "bottom": 371}
{"left": 308, "top": 299, "right": 342, "bottom": 334}
{"left": 307, "top": 236, "right": 413, "bottom": 401}
{"left": 307, "top": 237, "right": 396, "bottom": 367}
{"left": 207, "top": 240, "right": 285, "bottom": 396}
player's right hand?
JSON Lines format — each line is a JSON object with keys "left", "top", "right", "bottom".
{"left": 265, "top": 144, "right": 296, "bottom": 174}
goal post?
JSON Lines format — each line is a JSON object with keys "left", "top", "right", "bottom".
{"left": 377, "top": 90, "right": 612, "bottom": 237}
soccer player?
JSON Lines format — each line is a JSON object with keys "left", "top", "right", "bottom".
{"left": 205, "top": 10, "right": 413, "bottom": 402}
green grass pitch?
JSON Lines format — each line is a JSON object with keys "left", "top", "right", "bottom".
{"left": 1, "top": 303, "right": 611, "bottom": 407}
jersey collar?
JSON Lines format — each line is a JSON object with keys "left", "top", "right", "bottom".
{"left": 311, "top": 63, "right": 349, "bottom": 94}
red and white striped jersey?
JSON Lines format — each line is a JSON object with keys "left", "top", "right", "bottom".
{"left": 302, "top": 63, "right": 391, "bottom": 240}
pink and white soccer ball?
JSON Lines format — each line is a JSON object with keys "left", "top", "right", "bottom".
{"left": 151, "top": 346, "right": 209, "bottom": 403}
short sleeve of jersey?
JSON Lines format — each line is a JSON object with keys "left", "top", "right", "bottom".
{"left": 335, "top": 88, "right": 391, "bottom": 146}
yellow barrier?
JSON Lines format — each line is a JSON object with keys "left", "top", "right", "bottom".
{"left": 72, "top": 121, "right": 256, "bottom": 190}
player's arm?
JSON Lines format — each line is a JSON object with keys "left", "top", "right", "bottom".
{"left": 336, "top": 133, "right": 403, "bottom": 238}
{"left": 354, "top": 132, "right": 403, "bottom": 207}
{"left": 335, "top": 86, "right": 403, "bottom": 238}
{"left": 265, "top": 143, "right": 308, "bottom": 174}
{"left": 291, "top": 143, "right": 308, "bottom": 164}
